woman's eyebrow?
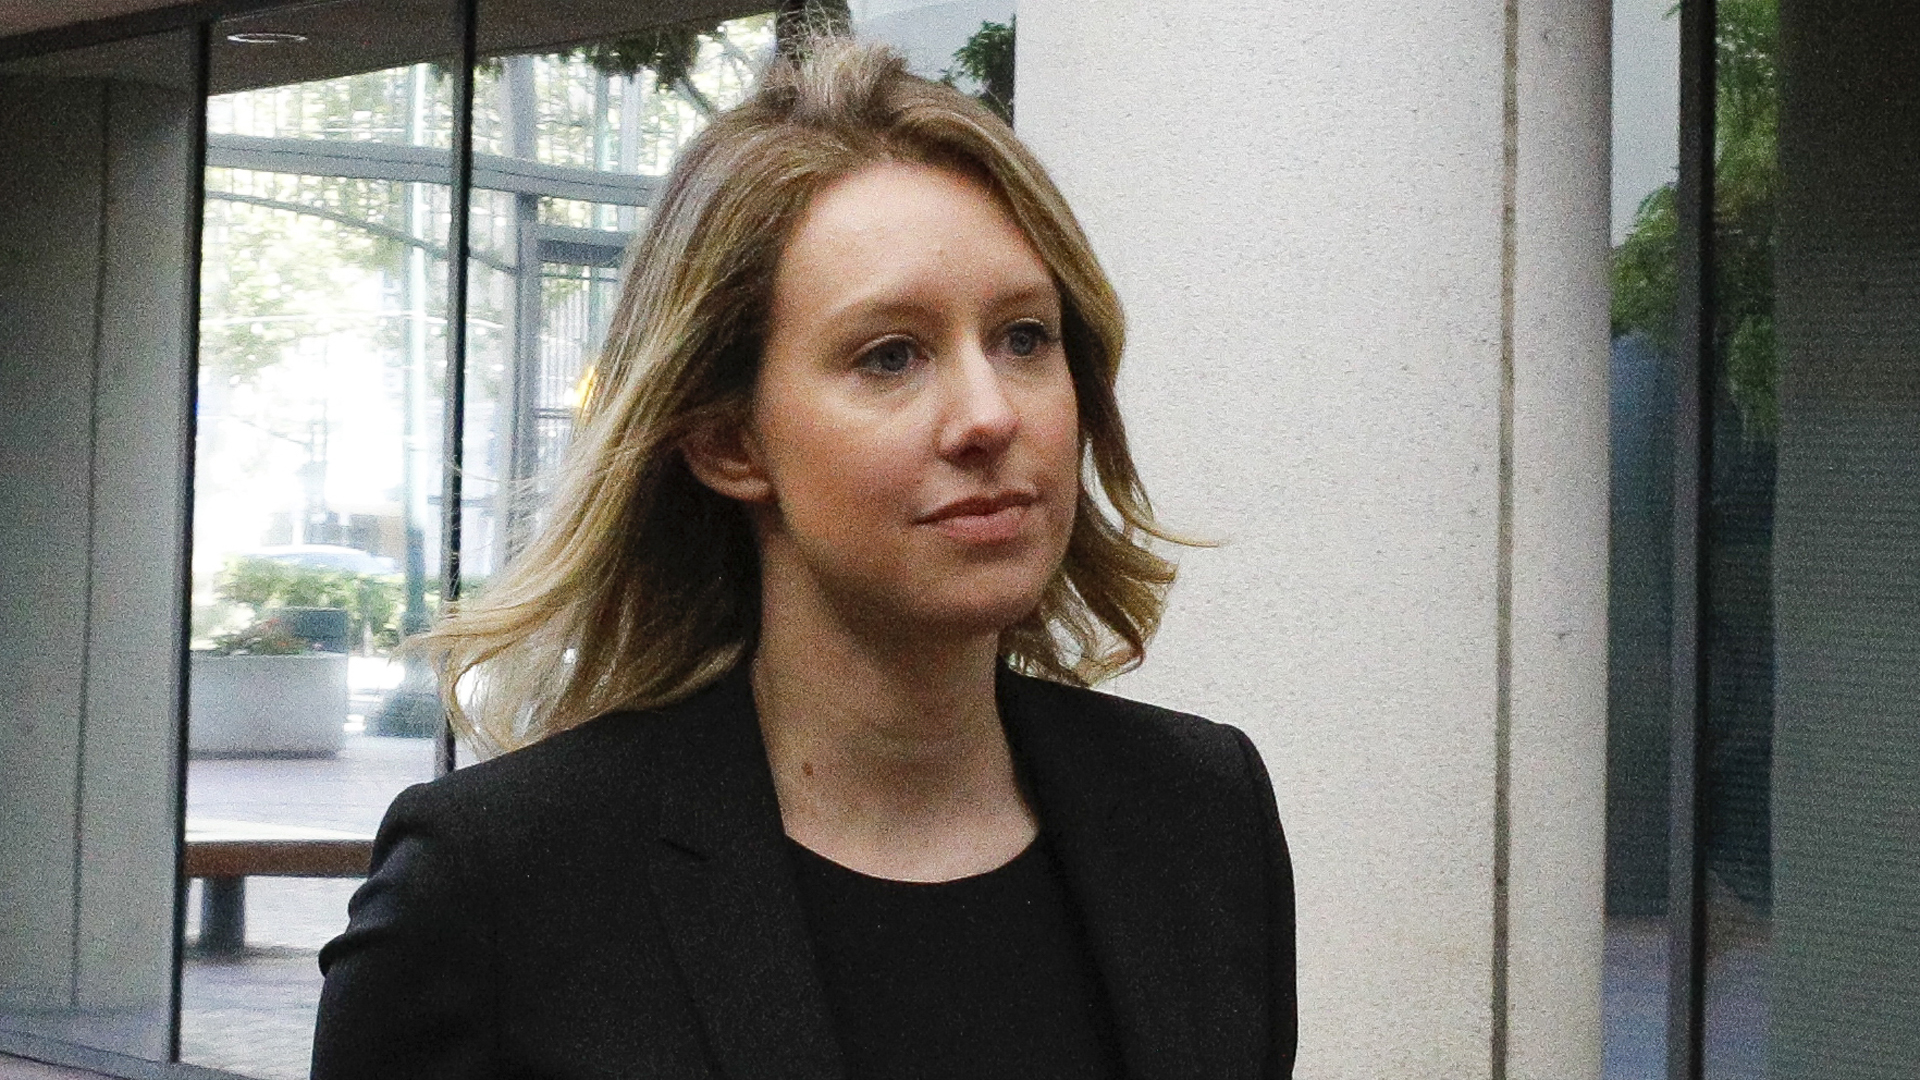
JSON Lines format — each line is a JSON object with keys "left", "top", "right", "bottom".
{"left": 802, "top": 275, "right": 1060, "bottom": 332}
{"left": 843, "top": 294, "right": 942, "bottom": 321}
{"left": 987, "top": 283, "right": 1063, "bottom": 314}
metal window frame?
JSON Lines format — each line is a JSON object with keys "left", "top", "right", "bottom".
{"left": 167, "top": 19, "right": 214, "bottom": 1069}
{"left": 435, "top": 0, "right": 478, "bottom": 778}
{"left": 1667, "top": 0, "right": 1717, "bottom": 1078}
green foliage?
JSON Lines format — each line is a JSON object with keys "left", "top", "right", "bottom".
{"left": 1612, "top": 185, "right": 1678, "bottom": 354}
{"left": 942, "top": 18, "right": 1016, "bottom": 123}
{"left": 217, "top": 556, "right": 410, "bottom": 653}
{"left": 487, "top": 11, "right": 776, "bottom": 108}
{"left": 1610, "top": 0, "right": 1777, "bottom": 438}
{"left": 202, "top": 65, "right": 443, "bottom": 384}
{"left": 206, "top": 618, "right": 311, "bottom": 657}
{"left": 1710, "top": 0, "right": 1778, "bottom": 438}
{"left": 200, "top": 173, "right": 418, "bottom": 384}
{"left": 1725, "top": 313, "right": 1777, "bottom": 433}
{"left": 579, "top": 22, "right": 724, "bottom": 88}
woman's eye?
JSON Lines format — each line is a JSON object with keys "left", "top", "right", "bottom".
{"left": 1004, "top": 321, "right": 1053, "bottom": 358}
{"left": 860, "top": 339, "right": 916, "bottom": 375}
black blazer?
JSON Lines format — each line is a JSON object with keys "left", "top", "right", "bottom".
{"left": 312, "top": 664, "right": 1296, "bottom": 1079}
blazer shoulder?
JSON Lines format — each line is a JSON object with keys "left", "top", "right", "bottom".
{"left": 411, "top": 705, "right": 653, "bottom": 798}
{"left": 1001, "top": 670, "right": 1261, "bottom": 793}
{"left": 384, "top": 691, "right": 717, "bottom": 858}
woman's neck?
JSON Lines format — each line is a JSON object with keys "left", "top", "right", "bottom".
{"left": 750, "top": 597, "right": 1039, "bottom": 882}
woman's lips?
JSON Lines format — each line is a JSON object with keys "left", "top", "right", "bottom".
{"left": 926, "top": 502, "right": 1031, "bottom": 543}
{"left": 918, "top": 493, "right": 1036, "bottom": 543}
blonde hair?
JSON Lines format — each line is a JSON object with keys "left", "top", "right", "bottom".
{"left": 425, "top": 37, "right": 1184, "bottom": 756}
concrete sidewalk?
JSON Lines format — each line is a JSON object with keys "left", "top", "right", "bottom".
{"left": 177, "top": 734, "right": 437, "bottom": 1079}
{"left": 0, "top": 1056, "right": 106, "bottom": 1080}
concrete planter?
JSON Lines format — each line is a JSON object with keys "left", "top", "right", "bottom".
{"left": 188, "top": 652, "right": 348, "bottom": 758}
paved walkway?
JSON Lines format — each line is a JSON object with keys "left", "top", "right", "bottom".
{"left": 0, "top": 1056, "right": 104, "bottom": 1079}
{"left": 178, "top": 734, "right": 437, "bottom": 1079}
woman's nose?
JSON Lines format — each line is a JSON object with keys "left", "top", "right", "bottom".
{"left": 937, "top": 347, "right": 1019, "bottom": 463}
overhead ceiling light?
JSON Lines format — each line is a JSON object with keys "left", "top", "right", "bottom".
{"left": 226, "top": 31, "right": 309, "bottom": 45}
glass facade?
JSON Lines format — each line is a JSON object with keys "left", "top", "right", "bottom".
{"left": 459, "top": 10, "right": 775, "bottom": 586}
{"left": 1605, "top": 1, "right": 1920, "bottom": 1078}
{"left": 1714, "top": 0, "right": 1920, "bottom": 1075}
{"left": 179, "top": 5, "right": 460, "bottom": 1076}
{"left": 2, "top": 2, "right": 1020, "bottom": 1075}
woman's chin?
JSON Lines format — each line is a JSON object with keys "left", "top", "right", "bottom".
{"left": 901, "top": 583, "right": 1051, "bottom": 642}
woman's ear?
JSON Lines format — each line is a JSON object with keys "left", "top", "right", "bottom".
{"left": 681, "top": 419, "right": 775, "bottom": 504}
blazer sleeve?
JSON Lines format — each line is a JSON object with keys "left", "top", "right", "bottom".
{"left": 312, "top": 781, "right": 498, "bottom": 1080}
{"left": 1232, "top": 727, "right": 1298, "bottom": 1079}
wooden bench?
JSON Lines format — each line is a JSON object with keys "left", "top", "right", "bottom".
{"left": 184, "top": 818, "right": 374, "bottom": 956}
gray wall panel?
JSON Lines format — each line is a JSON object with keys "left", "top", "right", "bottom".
{"left": 2, "top": 48, "right": 195, "bottom": 1062}
{"left": 0, "top": 77, "right": 108, "bottom": 1014}
{"left": 74, "top": 76, "right": 193, "bottom": 1037}
{"left": 1772, "top": 2, "right": 1920, "bottom": 1075}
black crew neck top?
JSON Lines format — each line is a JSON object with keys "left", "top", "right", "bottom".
{"left": 786, "top": 835, "right": 1124, "bottom": 1080}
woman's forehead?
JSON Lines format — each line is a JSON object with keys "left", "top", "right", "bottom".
{"left": 770, "top": 160, "right": 1055, "bottom": 325}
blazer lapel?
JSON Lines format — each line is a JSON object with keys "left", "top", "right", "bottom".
{"left": 645, "top": 668, "right": 845, "bottom": 1080}
{"left": 999, "top": 671, "right": 1254, "bottom": 1080}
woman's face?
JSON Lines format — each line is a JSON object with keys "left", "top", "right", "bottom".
{"left": 702, "top": 160, "right": 1080, "bottom": 642}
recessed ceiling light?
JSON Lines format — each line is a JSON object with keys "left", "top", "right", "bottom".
{"left": 226, "top": 31, "right": 309, "bottom": 45}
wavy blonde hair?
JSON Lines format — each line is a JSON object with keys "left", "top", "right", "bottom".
{"left": 424, "top": 37, "right": 1184, "bottom": 756}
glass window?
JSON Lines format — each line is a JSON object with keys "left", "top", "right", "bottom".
{"left": 181, "top": 5, "right": 459, "bottom": 1077}
{"left": 460, "top": 7, "right": 776, "bottom": 587}
{"left": 1606, "top": 0, "right": 1680, "bottom": 1074}
{"left": 1699, "top": 1, "right": 1775, "bottom": 1075}
{"left": 1715, "top": 0, "right": 1920, "bottom": 1075}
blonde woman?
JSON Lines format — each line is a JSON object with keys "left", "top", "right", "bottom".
{"left": 313, "top": 37, "right": 1295, "bottom": 1080}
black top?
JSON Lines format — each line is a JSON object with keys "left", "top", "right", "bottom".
{"left": 312, "top": 664, "right": 1296, "bottom": 1079}
{"left": 788, "top": 836, "right": 1124, "bottom": 1080}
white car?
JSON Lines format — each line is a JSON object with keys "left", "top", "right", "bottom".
{"left": 239, "top": 544, "right": 399, "bottom": 576}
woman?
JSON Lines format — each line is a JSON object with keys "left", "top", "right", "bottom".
{"left": 313, "top": 37, "right": 1295, "bottom": 1080}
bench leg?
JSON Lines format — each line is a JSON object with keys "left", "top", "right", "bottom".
{"left": 199, "top": 877, "right": 246, "bottom": 956}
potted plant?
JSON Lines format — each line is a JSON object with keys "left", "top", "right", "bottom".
{"left": 188, "top": 615, "right": 349, "bottom": 758}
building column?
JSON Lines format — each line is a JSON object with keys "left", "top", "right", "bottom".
{"left": 1016, "top": 2, "right": 1609, "bottom": 1076}
{"left": 0, "top": 63, "right": 196, "bottom": 1060}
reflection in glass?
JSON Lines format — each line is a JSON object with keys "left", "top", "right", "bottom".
{"left": 1766, "top": 0, "right": 1920, "bottom": 1076}
{"left": 183, "top": 4, "right": 457, "bottom": 1076}
{"left": 1700, "top": 1, "right": 1775, "bottom": 1076}
{"left": 460, "top": 10, "right": 776, "bottom": 584}
{"left": 1605, "top": 0, "right": 1680, "bottom": 1074}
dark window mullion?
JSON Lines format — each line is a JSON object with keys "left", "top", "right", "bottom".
{"left": 1668, "top": 0, "right": 1717, "bottom": 1077}
{"left": 437, "top": 0, "right": 479, "bottom": 777}
{"left": 168, "top": 17, "right": 214, "bottom": 1067}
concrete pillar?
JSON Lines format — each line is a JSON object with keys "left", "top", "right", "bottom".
{"left": 0, "top": 45, "right": 196, "bottom": 1060}
{"left": 1015, "top": 2, "right": 1609, "bottom": 1076}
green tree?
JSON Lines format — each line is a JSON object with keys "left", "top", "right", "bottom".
{"left": 943, "top": 18, "right": 1016, "bottom": 123}
{"left": 217, "top": 556, "right": 409, "bottom": 652}
{"left": 1611, "top": 0, "right": 1777, "bottom": 436}
{"left": 199, "top": 176, "right": 416, "bottom": 385}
